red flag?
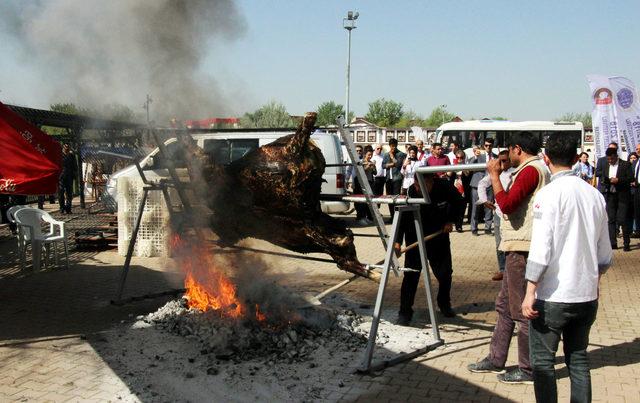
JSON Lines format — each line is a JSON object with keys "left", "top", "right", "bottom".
{"left": 0, "top": 102, "right": 62, "bottom": 194}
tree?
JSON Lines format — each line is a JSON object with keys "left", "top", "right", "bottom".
{"left": 240, "top": 101, "right": 295, "bottom": 128}
{"left": 50, "top": 102, "right": 93, "bottom": 116}
{"left": 396, "top": 110, "right": 423, "bottom": 128}
{"left": 364, "top": 98, "right": 404, "bottom": 127}
{"left": 102, "top": 103, "right": 136, "bottom": 122}
{"left": 490, "top": 116, "right": 508, "bottom": 121}
{"left": 315, "top": 101, "right": 354, "bottom": 126}
{"left": 423, "top": 105, "right": 456, "bottom": 127}
{"left": 556, "top": 112, "right": 592, "bottom": 128}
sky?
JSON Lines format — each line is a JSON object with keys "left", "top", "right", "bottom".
{"left": 1, "top": 0, "right": 639, "bottom": 122}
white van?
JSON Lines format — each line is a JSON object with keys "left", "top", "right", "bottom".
{"left": 104, "top": 130, "right": 350, "bottom": 214}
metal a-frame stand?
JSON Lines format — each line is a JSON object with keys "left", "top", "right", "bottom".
{"left": 359, "top": 203, "right": 443, "bottom": 372}
{"left": 354, "top": 162, "right": 487, "bottom": 372}
{"left": 110, "top": 129, "right": 195, "bottom": 304}
{"left": 333, "top": 117, "right": 442, "bottom": 373}
{"left": 336, "top": 116, "right": 400, "bottom": 273}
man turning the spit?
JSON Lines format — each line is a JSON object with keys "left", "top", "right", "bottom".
{"left": 522, "top": 133, "right": 612, "bottom": 402}
{"left": 395, "top": 173, "right": 463, "bottom": 325}
{"left": 468, "top": 132, "right": 550, "bottom": 384}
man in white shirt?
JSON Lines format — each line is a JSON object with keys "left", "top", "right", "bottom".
{"left": 371, "top": 143, "right": 386, "bottom": 197}
{"left": 522, "top": 133, "right": 613, "bottom": 403}
{"left": 415, "top": 139, "right": 429, "bottom": 163}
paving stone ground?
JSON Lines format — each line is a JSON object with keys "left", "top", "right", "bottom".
{"left": 0, "top": 199, "right": 639, "bottom": 402}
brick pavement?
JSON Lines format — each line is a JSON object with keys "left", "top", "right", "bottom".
{"left": 0, "top": 205, "right": 639, "bottom": 402}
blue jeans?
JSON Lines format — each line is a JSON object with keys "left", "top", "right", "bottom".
{"left": 529, "top": 299, "right": 598, "bottom": 403}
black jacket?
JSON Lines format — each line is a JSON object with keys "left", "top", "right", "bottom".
{"left": 398, "top": 178, "right": 464, "bottom": 255}
{"left": 60, "top": 152, "right": 77, "bottom": 179}
{"left": 596, "top": 158, "right": 633, "bottom": 196}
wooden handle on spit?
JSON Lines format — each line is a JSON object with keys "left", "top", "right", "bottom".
{"left": 374, "top": 229, "right": 444, "bottom": 266}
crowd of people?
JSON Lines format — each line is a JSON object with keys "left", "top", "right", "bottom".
{"left": 348, "top": 133, "right": 632, "bottom": 401}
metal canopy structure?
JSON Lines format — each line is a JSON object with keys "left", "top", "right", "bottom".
{"left": 6, "top": 104, "right": 145, "bottom": 131}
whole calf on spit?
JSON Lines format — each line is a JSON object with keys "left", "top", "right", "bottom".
{"left": 179, "top": 112, "right": 378, "bottom": 280}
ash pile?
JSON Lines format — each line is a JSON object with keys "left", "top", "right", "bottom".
{"left": 138, "top": 297, "right": 368, "bottom": 364}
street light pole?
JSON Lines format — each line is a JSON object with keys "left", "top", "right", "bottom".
{"left": 343, "top": 11, "right": 359, "bottom": 126}
{"left": 143, "top": 94, "right": 153, "bottom": 125}
{"left": 440, "top": 104, "right": 447, "bottom": 125}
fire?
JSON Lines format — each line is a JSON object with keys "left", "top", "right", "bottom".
{"left": 171, "top": 234, "right": 265, "bottom": 322}
{"left": 255, "top": 304, "right": 266, "bottom": 322}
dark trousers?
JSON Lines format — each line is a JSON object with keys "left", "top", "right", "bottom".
{"left": 58, "top": 177, "right": 74, "bottom": 213}
{"left": 470, "top": 187, "right": 494, "bottom": 232}
{"left": 353, "top": 180, "right": 372, "bottom": 220}
{"left": 605, "top": 192, "right": 630, "bottom": 247}
{"left": 633, "top": 189, "right": 640, "bottom": 232}
{"left": 399, "top": 237, "right": 453, "bottom": 314}
{"left": 373, "top": 177, "right": 386, "bottom": 197}
{"left": 385, "top": 179, "right": 402, "bottom": 218}
{"left": 489, "top": 251, "right": 531, "bottom": 374}
{"left": 530, "top": 300, "right": 598, "bottom": 403}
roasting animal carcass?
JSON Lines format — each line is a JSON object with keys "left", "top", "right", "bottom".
{"left": 179, "top": 112, "right": 378, "bottom": 280}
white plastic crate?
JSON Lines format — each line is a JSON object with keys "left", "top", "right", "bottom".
{"left": 117, "top": 176, "right": 171, "bottom": 257}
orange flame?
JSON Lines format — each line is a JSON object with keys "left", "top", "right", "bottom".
{"left": 255, "top": 304, "right": 266, "bottom": 322}
{"left": 171, "top": 234, "right": 266, "bottom": 323}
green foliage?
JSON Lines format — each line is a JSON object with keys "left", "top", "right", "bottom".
{"left": 50, "top": 102, "right": 93, "bottom": 116}
{"left": 364, "top": 98, "right": 404, "bottom": 127}
{"left": 396, "top": 110, "right": 424, "bottom": 128}
{"left": 556, "top": 112, "right": 592, "bottom": 128}
{"left": 315, "top": 101, "right": 354, "bottom": 126}
{"left": 423, "top": 105, "right": 456, "bottom": 127}
{"left": 240, "top": 101, "right": 295, "bottom": 128}
{"left": 102, "top": 103, "right": 136, "bottom": 122}
{"left": 490, "top": 116, "right": 508, "bottom": 121}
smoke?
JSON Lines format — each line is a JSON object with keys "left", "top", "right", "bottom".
{"left": 1, "top": 0, "right": 246, "bottom": 121}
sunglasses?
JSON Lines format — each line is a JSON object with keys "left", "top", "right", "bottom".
{"left": 484, "top": 144, "right": 492, "bottom": 147}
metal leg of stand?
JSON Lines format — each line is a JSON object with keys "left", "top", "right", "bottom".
{"left": 413, "top": 208, "right": 441, "bottom": 342}
{"left": 360, "top": 207, "right": 404, "bottom": 371}
{"left": 114, "top": 188, "right": 149, "bottom": 302}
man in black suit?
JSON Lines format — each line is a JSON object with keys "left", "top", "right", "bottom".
{"left": 595, "top": 142, "right": 618, "bottom": 192}
{"left": 597, "top": 147, "right": 634, "bottom": 251}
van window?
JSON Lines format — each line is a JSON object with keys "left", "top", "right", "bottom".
{"left": 203, "top": 139, "right": 259, "bottom": 165}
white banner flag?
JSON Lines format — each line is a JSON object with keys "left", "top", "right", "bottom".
{"left": 609, "top": 76, "right": 640, "bottom": 155}
{"left": 587, "top": 75, "right": 619, "bottom": 159}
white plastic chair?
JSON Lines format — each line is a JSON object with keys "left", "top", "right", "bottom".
{"left": 15, "top": 208, "right": 69, "bottom": 271}
{"left": 6, "top": 205, "right": 27, "bottom": 260}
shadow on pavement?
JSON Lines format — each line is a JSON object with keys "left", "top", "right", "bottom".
{"left": 554, "top": 337, "right": 640, "bottom": 380}
{"left": 0, "top": 262, "right": 183, "bottom": 342}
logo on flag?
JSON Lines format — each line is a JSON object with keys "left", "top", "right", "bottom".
{"left": 617, "top": 88, "right": 634, "bottom": 109}
{"left": 594, "top": 88, "right": 613, "bottom": 105}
